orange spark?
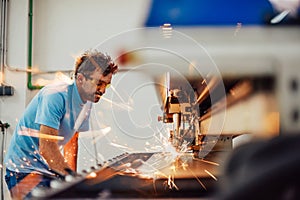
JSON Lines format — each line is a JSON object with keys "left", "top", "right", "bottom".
{"left": 204, "top": 169, "right": 217, "bottom": 181}
{"left": 87, "top": 172, "right": 97, "bottom": 178}
{"left": 18, "top": 127, "right": 64, "bottom": 140}
{"left": 194, "top": 157, "right": 220, "bottom": 166}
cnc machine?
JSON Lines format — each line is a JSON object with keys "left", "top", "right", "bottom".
{"left": 30, "top": 26, "right": 300, "bottom": 199}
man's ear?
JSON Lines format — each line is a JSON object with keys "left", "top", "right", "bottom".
{"left": 76, "top": 73, "right": 84, "bottom": 83}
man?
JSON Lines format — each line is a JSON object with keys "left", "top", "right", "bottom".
{"left": 4, "top": 50, "right": 118, "bottom": 199}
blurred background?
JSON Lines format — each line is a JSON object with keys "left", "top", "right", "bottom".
{"left": 0, "top": 0, "right": 300, "bottom": 199}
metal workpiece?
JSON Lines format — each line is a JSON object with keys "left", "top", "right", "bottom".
{"left": 31, "top": 152, "right": 225, "bottom": 199}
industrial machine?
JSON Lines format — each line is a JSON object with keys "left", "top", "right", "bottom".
{"left": 27, "top": 25, "right": 300, "bottom": 199}
{"left": 31, "top": 152, "right": 219, "bottom": 199}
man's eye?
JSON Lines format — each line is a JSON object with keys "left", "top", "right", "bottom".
{"left": 97, "top": 81, "right": 105, "bottom": 87}
{"left": 96, "top": 81, "right": 110, "bottom": 88}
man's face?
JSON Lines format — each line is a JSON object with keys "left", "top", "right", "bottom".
{"left": 79, "top": 68, "right": 112, "bottom": 103}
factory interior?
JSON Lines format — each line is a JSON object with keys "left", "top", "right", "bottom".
{"left": 1, "top": 0, "right": 300, "bottom": 199}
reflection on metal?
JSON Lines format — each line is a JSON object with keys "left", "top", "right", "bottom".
{"left": 200, "top": 79, "right": 253, "bottom": 121}
{"left": 35, "top": 71, "right": 280, "bottom": 199}
{"left": 31, "top": 152, "right": 225, "bottom": 199}
{"left": 195, "top": 76, "right": 220, "bottom": 105}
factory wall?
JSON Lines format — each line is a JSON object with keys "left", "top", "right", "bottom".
{"left": 0, "top": 0, "right": 150, "bottom": 125}
{"left": 0, "top": 0, "right": 151, "bottom": 198}
{"left": 0, "top": 3, "right": 29, "bottom": 198}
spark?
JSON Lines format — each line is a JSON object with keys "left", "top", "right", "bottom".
{"left": 87, "top": 172, "right": 97, "bottom": 178}
{"left": 109, "top": 142, "right": 130, "bottom": 150}
{"left": 151, "top": 133, "right": 179, "bottom": 159}
{"left": 109, "top": 85, "right": 127, "bottom": 105}
{"left": 178, "top": 140, "right": 191, "bottom": 152}
{"left": 170, "top": 165, "right": 176, "bottom": 173}
{"left": 101, "top": 96, "right": 133, "bottom": 111}
{"left": 187, "top": 167, "right": 207, "bottom": 190}
{"left": 166, "top": 175, "right": 179, "bottom": 190}
{"left": 137, "top": 155, "right": 174, "bottom": 178}
{"left": 194, "top": 157, "right": 220, "bottom": 166}
{"left": 36, "top": 133, "right": 64, "bottom": 140}
{"left": 79, "top": 127, "right": 111, "bottom": 143}
{"left": 181, "top": 162, "right": 188, "bottom": 170}
{"left": 114, "top": 121, "right": 214, "bottom": 192}
{"left": 204, "top": 169, "right": 218, "bottom": 181}
{"left": 18, "top": 127, "right": 64, "bottom": 140}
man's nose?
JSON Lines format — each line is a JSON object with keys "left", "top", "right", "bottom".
{"left": 98, "top": 86, "right": 106, "bottom": 95}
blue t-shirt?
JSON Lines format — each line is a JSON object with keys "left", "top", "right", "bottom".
{"left": 4, "top": 81, "right": 91, "bottom": 175}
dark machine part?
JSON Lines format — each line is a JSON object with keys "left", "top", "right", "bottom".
{"left": 188, "top": 75, "right": 276, "bottom": 155}
{"left": 215, "top": 134, "right": 300, "bottom": 200}
{"left": 192, "top": 75, "right": 275, "bottom": 116}
{"left": 31, "top": 75, "right": 277, "bottom": 199}
{"left": 31, "top": 152, "right": 224, "bottom": 199}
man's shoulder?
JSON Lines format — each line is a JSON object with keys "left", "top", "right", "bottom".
{"left": 41, "top": 80, "right": 74, "bottom": 96}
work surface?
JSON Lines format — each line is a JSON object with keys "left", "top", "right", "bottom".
{"left": 31, "top": 151, "right": 227, "bottom": 199}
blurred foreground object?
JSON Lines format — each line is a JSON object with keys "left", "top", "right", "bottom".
{"left": 215, "top": 134, "right": 300, "bottom": 200}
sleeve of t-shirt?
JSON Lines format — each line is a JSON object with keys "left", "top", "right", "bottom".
{"left": 35, "top": 90, "right": 65, "bottom": 130}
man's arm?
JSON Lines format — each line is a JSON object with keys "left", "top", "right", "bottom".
{"left": 39, "top": 125, "right": 71, "bottom": 175}
{"left": 64, "top": 132, "right": 79, "bottom": 171}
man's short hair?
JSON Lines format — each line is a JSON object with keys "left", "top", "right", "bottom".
{"left": 74, "top": 49, "right": 118, "bottom": 78}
